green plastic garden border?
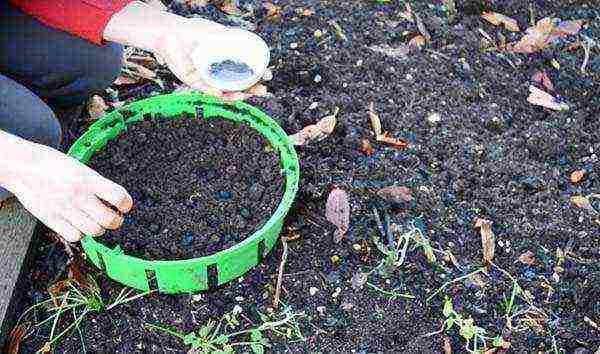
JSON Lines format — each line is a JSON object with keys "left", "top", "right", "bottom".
{"left": 67, "top": 92, "right": 299, "bottom": 294}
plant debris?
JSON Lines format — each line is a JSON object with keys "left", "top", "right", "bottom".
{"left": 527, "top": 85, "right": 569, "bottom": 111}
{"left": 474, "top": 218, "right": 495, "bottom": 265}
{"left": 325, "top": 187, "right": 350, "bottom": 243}
{"left": 482, "top": 12, "right": 520, "bottom": 32}
{"left": 289, "top": 107, "right": 339, "bottom": 146}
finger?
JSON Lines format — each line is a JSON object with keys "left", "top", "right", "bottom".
{"left": 63, "top": 207, "right": 105, "bottom": 237}
{"left": 46, "top": 216, "right": 83, "bottom": 243}
{"left": 93, "top": 177, "right": 133, "bottom": 213}
{"left": 79, "top": 195, "right": 124, "bottom": 230}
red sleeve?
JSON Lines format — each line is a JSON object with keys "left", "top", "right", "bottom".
{"left": 9, "top": 0, "right": 135, "bottom": 45}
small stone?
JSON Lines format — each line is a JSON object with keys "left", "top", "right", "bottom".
{"left": 316, "top": 306, "right": 326, "bottom": 315}
{"left": 235, "top": 296, "right": 244, "bottom": 302}
{"left": 309, "top": 286, "right": 319, "bottom": 296}
{"left": 331, "top": 255, "right": 341, "bottom": 264}
{"left": 356, "top": 59, "right": 363, "bottom": 66}
{"left": 314, "top": 74, "right": 322, "bottom": 83}
{"left": 308, "top": 102, "right": 319, "bottom": 110}
{"left": 352, "top": 244, "right": 362, "bottom": 251}
{"left": 427, "top": 112, "right": 441, "bottom": 125}
{"left": 232, "top": 305, "right": 243, "bottom": 314}
{"left": 290, "top": 42, "right": 298, "bottom": 49}
{"left": 332, "top": 287, "right": 342, "bottom": 298}
{"left": 314, "top": 29, "right": 322, "bottom": 38}
{"left": 192, "top": 294, "right": 203, "bottom": 302}
{"left": 405, "top": 73, "right": 414, "bottom": 80}
{"left": 341, "top": 302, "right": 353, "bottom": 310}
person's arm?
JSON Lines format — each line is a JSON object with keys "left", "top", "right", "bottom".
{"left": 0, "top": 130, "right": 132, "bottom": 242}
{"left": 8, "top": 0, "right": 135, "bottom": 45}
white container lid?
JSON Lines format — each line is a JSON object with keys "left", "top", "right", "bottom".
{"left": 191, "top": 28, "right": 270, "bottom": 92}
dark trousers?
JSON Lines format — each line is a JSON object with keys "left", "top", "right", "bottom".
{"left": 0, "top": 2, "right": 124, "bottom": 201}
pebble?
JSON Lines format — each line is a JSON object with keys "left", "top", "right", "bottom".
{"left": 405, "top": 73, "right": 414, "bottom": 80}
{"left": 192, "top": 294, "right": 203, "bottom": 302}
{"left": 314, "top": 29, "right": 322, "bottom": 38}
{"left": 427, "top": 112, "right": 441, "bottom": 125}
{"left": 314, "top": 74, "right": 322, "bottom": 83}
{"left": 235, "top": 296, "right": 244, "bottom": 302}
{"left": 290, "top": 42, "right": 298, "bottom": 49}
{"left": 308, "top": 102, "right": 319, "bottom": 110}
{"left": 309, "top": 286, "right": 319, "bottom": 296}
{"left": 332, "top": 287, "right": 342, "bottom": 298}
{"left": 316, "top": 306, "right": 326, "bottom": 315}
{"left": 352, "top": 244, "right": 362, "bottom": 251}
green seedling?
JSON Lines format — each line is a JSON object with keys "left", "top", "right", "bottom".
{"left": 146, "top": 306, "right": 305, "bottom": 354}
{"left": 16, "top": 276, "right": 152, "bottom": 353}
{"left": 442, "top": 296, "right": 508, "bottom": 353}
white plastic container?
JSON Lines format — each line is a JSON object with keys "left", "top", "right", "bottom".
{"left": 191, "top": 28, "right": 270, "bottom": 92}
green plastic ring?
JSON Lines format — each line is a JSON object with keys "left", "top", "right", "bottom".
{"left": 67, "top": 93, "right": 299, "bottom": 294}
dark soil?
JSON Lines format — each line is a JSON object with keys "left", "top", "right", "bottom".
{"left": 86, "top": 116, "right": 283, "bottom": 260}
{"left": 11, "top": 0, "right": 600, "bottom": 353}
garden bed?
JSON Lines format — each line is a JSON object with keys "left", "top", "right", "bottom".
{"left": 8, "top": 0, "right": 600, "bottom": 353}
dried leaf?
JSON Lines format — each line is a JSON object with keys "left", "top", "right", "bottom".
{"left": 87, "top": 95, "right": 108, "bottom": 120}
{"left": 8, "top": 323, "right": 29, "bottom": 354}
{"left": 474, "top": 218, "right": 495, "bottom": 265}
{"left": 571, "top": 195, "right": 593, "bottom": 211}
{"left": 570, "top": 170, "right": 585, "bottom": 183}
{"left": 527, "top": 85, "right": 569, "bottom": 111}
{"left": 245, "top": 83, "right": 269, "bottom": 98}
{"left": 377, "top": 186, "right": 413, "bottom": 203}
{"left": 289, "top": 108, "right": 339, "bottom": 146}
{"left": 369, "top": 102, "right": 382, "bottom": 137}
{"left": 517, "top": 250, "right": 537, "bottom": 265}
{"left": 482, "top": 12, "right": 520, "bottom": 32}
{"left": 326, "top": 187, "right": 350, "bottom": 243}
{"left": 262, "top": 2, "right": 281, "bottom": 19}
{"left": 443, "top": 336, "right": 452, "bottom": 354}
{"left": 351, "top": 272, "right": 368, "bottom": 290}
{"left": 376, "top": 132, "right": 408, "bottom": 149}
{"left": 408, "top": 35, "right": 426, "bottom": 50}
{"left": 47, "top": 280, "right": 72, "bottom": 306}
{"left": 219, "top": 0, "right": 241, "bottom": 15}
{"left": 113, "top": 75, "right": 139, "bottom": 85}
{"left": 361, "top": 139, "right": 375, "bottom": 156}
{"left": 510, "top": 17, "right": 583, "bottom": 53}
{"left": 410, "top": 5, "right": 431, "bottom": 43}
{"left": 531, "top": 69, "right": 554, "bottom": 92}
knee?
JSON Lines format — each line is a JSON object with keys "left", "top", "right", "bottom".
{"left": 32, "top": 105, "right": 62, "bottom": 149}
{"left": 87, "top": 43, "right": 124, "bottom": 93}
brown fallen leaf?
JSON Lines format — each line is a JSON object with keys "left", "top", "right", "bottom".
{"left": 408, "top": 35, "right": 426, "bottom": 50}
{"left": 326, "top": 187, "right": 350, "bottom": 243}
{"left": 262, "top": 2, "right": 281, "bottom": 19}
{"left": 8, "top": 323, "right": 29, "bottom": 354}
{"left": 510, "top": 17, "right": 584, "bottom": 54}
{"left": 482, "top": 11, "right": 520, "bottom": 32}
{"left": 407, "top": 3, "right": 431, "bottom": 43}
{"left": 87, "top": 95, "right": 108, "bottom": 121}
{"left": 289, "top": 107, "right": 339, "bottom": 146}
{"left": 244, "top": 83, "right": 269, "bottom": 98}
{"left": 570, "top": 170, "right": 585, "bottom": 183}
{"left": 360, "top": 139, "right": 375, "bottom": 156}
{"left": 218, "top": 0, "right": 241, "bottom": 15}
{"left": 443, "top": 336, "right": 452, "bottom": 354}
{"left": 376, "top": 132, "right": 408, "bottom": 149}
{"left": 527, "top": 85, "right": 569, "bottom": 111}
{"left": 377, "top": 186, "right": 413, "bottom": 203}
{"left": 571, "top": 195, "right": 593, "bottom": 211}
{"left": 531, "top": 69, "right": 554, "bottom": 92}
{"left": 474, "top": 218, "right": 495, "bottom": 265}
{"left": 517, "top": 250, "right": 537, "bottom": 265}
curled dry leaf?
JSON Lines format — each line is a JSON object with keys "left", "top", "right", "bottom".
{"left": 408, "top": 35, "right": 426, "bottom": 50}
{"left": 376, "top": 132, "right": 408, "bottom": 149}
{"left": 351, "top": 272, "right": 368, "bottom": 290}
{"left": 361, "top": 139, "right": 375, "bottom": 156}
{"left": 289, "top": 107, "right": 339, "bottom": 146}
{"left": 527, "top": 85, "right": 569, "bottom": 111}
{"left": 326, "top": 187, "right": 350, "bottom": 243}
{"left": 377, "top": 186, "right": 413, "bottom": 203}
{"left": 531, "top": 69, "right": 554, "bottom": 92}
{"left": 245, "top": 83, "right": 269, "bottom": 98}
{"left": 570, "top": 170, "right": 585, "bottom": 183}
{"left": 571, "top": 195, "right": 593, "bottom": 211}
{"left": 481, "top": 11, "right": 520, "bottom": 32}
{"left": 369, "top": 102, "right": 382, "bottom": 137}
{"left": 517, "top": 250, "right": 537, "bottom": 265}
{"left": 87, "top": 95, "right": 108, "bottom": 120}
{"left": 474, "top": 218, "right": 495, "bottom": 265}
{"left": 262, "top": 2, "right": 281, "bottom": 19}
{"left": 510, "top": 17, "right": 584, "bottom": 54}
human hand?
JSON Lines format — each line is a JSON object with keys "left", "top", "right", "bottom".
{"left": 3, "top": 140, "right": 132, "bottom": 242}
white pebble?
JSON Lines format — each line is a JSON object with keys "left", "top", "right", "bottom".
{"left": 427, "top": 112, "right": 441, "bottom": 124}
{"left": 356, "top": 59, "right": 363, "bottom": 66}
{"left": 290, "top": 42, "right": 298, "bottom": 49}
{"left": 405, "top": 73, "right": 414, "bottom": 81}
{"left": 332, "top": 287, "right": 341, "bottom": 298}
{"left": 308, "top": 102, "right": 319, "bottom": 110}
{"left": 316, "top": 306, "right": 326, "bottom": 315}
{"left": 235, "top": 296, "right": 244, "bottom": 302}
{"left": 309, "top": 286, "right": 319, "bottom": 296}
{"left": 314, "top": 74, "right": 322, "bottom": 83}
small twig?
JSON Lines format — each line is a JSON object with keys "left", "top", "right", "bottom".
{"left": 273, "top": 237, "right": 289, "bottom": 310}
{"left": 426, "top": 268, "right": 486, "bottom": 303}
{"left": 581, "top": 37, "right": 592, "bottom": 74}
